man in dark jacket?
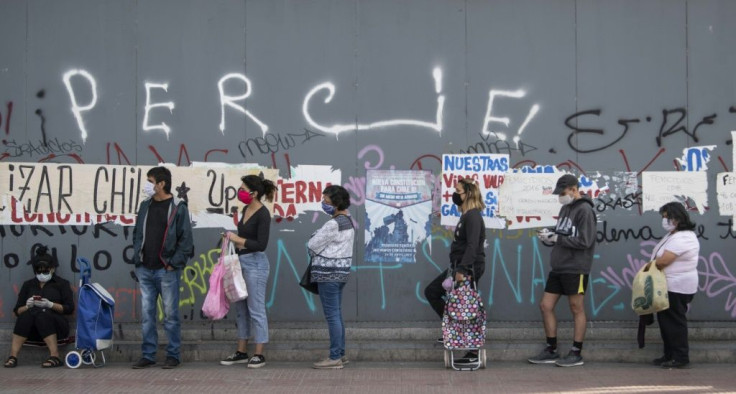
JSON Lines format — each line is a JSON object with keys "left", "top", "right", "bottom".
{"left": 528, "top": 174, "right": 596, "bottom": 367}
{"left": 131, "top": 166, "right": 193, "bottom": 370}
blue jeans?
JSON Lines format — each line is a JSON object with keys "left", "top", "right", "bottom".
{"left": 136, "top": 266, "right": 182, "bottom": 361}
{"left": 234, "top": 252, "right": 270, "bottom": 343}
{"left": 317, "top": 281, "right": 346, "bottom": 360}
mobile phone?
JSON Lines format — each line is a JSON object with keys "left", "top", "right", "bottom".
{"left": 33, "top": 295, "right": 42, "bottom": 300}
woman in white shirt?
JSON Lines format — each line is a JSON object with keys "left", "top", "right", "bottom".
{"left": 651, "top": 202, "right": 699, "bottom": 369}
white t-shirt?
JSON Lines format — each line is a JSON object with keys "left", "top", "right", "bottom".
{"left": 650, "top": 231, "right": 700, "bottom": 294}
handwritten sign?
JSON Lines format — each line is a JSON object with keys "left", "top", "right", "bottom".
{"left": 440, "top": 153, "right": 509, "bottom": 229}
{"left": 642, "top": 171, "right": 708, "bottom": 213}
{"left": 498, "top": 172, "right": 560, "bottom": 229}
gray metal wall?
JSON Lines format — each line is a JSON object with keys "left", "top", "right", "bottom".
{"left": 1, "top": 0, "right": 735, "bottom": 323}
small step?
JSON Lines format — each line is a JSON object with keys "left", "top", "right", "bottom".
{"left": 3, "top": 338, "right": 735, "bottom": 364}
{"left": 2, "top": 321, "right": 734, "bottom": 364}
{"left": 4, "top": 321, "right": 733, "bottom": 342}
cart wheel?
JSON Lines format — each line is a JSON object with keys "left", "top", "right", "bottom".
{"left": 479, "top": 349, "right": 487, "bottom": 368}
{"left": 65, "top": 351, "right": 82, "bottom": 369}
{"left": 443, "top": 350, "right": 450, "bottom": 368}
{"left": 81, "top": 350, "right": 96, "bottom": 365}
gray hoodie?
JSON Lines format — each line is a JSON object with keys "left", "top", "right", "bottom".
{"left": 549, "top": 195, "right": 597, "bottom": 274}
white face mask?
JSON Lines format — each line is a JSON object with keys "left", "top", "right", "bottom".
{"left": 662, "top": 218, "right": 676, "bottom": 232}
{"left": 36, "top": 272, "right": 52, "bottom": 283}
{"left": 558, "top": 194, "right": 573, "bottom": 205}
{"left": 142, "top": 181, "right": 156, "bottom": 198}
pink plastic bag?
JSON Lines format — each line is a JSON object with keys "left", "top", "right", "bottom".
{"left": 202, "top": 240, "right": 230, "bottom": 320}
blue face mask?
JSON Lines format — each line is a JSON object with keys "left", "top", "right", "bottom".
{"left": 321, "top": 201, "right": 336, "bottom": 216}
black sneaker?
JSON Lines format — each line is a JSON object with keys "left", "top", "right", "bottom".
{"left": 161, "top": 357, "right": 180, "bottom": 369}
{"left": 454, "top": 351, "right": 479, "bottom": 365}
{"left": 220, "top": 351, "right": 249, "bottom": 366}
{"left": 436, "top": 337, "right": 444, "bottom": 344}
{"left": 247, "top": 354, "right": 266, "bottom": 369}
{"left": 527, "top": 346, "right": 559, "bottom": 364}
{"left": 661, "top": 359, "right": 690, "bottom": 369}
{"left": 652, "top": 356, "right": 671, "bottom": 366}
{"left": 132, "top": 358, "right": 156, "bottom": 369}
{"left": 555, "top": 350, "right": 584, "bottom": 367}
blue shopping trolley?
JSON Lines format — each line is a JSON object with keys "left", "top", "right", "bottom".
{"left": 65, "top": 257, "right": 115, "bottom": 368}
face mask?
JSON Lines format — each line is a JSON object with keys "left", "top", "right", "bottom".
{"left": 452, "top": 192, "right": 464, "bottom": 206}
{"left": 322, "top": 201, "right": 336, "bottom": 216}
{"left": 558, "top": 194, "right": 573, "bottom": 205}
{"left": 142, "top": 181, "right": 155, "bottom": 198}
{"left": 238, "top": 189, "right": 253, "bottom": 205}
{"left": 662, "top": 218, "right": 675, "bottom": 232}
{"left": 36, "top": 272, "right": 52, "bottom": 283}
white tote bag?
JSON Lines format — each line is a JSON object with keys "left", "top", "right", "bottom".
{"left": 222, "top": 238, "right": 248, "bottom": 302}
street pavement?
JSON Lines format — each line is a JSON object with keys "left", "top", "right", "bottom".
{"left": 1, "top": 360, "right": 735, "bottom": 393}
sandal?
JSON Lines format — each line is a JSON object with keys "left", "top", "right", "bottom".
{"left": 4, "top": 356, "right": 17, "bottom": 368}
{"left": 41, "top": 356, "right": 62, "bottom": 368}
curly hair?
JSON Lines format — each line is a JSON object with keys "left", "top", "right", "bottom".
{"left": 322, "top": 185, "right": 351, "bottom": 211}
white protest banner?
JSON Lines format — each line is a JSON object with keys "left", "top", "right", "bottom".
{"left": 272, "top": 165, "right": 341, "bottom": 220}
{"left": 716, "top": 172, "right": 736, "bottom": 230}
{"left": 0, "top": 162, "right": 305, "bottom": 228}
{"left": 642, "top": 171, "right": 708, "bottom": 214}
{"left": 440, "top": 153, "right": 508, "bottom": 229}
{"left": 498, "top": 172, "right": 559, "bottom": 229}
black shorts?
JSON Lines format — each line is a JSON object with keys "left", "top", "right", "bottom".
{"left": 544, "top": 272, "right": 589, "bottom": 295}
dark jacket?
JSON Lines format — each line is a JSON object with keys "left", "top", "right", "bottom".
{"left": 549, "top": 195, "right": 597, "bottom": 274}
{"left": 13, "top": 274, "right": 75, "bottom": 316}
{"left": 132, "top": 196, "right": 194, "bottom": 270}
{"left": 449, "top": 208, "right": 486, "bottom": 279}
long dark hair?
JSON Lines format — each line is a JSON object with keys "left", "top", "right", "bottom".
{"left": 241, "top": 174, "right": 278, "bottom": 203}
{"left": 659, "top": 202, "right": 696, "bottom": 231}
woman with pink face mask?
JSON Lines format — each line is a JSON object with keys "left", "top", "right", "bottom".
{"left": 220, "top": 174, "right": 277, "bottom": 369}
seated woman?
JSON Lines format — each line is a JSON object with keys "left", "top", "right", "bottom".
{"left": 4, "top": 246, "right": 74, "bottom": 368}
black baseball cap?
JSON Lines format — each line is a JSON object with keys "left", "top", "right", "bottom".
{"left": 553, "top": 174, "right": 579, "bottom": 195}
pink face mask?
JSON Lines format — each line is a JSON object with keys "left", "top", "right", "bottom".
{"left": 238, "top": 189, "right": 253, "bottom": 205}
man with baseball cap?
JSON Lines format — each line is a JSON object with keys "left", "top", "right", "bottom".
{"left": 528, "top": 174, "right": 597, "bottom": 367}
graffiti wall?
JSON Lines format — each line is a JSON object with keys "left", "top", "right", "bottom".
{"left": 2, "top": 0, "right": 735, "bottom": 323}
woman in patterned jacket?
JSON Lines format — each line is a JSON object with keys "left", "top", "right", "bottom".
{"left": 307, "top": 185, "right": 355, "bottom": 369}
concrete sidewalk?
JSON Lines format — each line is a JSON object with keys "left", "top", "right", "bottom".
{"left": 1, "top": 361, "right": 734, "bottom": 393}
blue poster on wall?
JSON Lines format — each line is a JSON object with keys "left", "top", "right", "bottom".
{"left": 364, "top": 170, "right": 434, "bottom": 264}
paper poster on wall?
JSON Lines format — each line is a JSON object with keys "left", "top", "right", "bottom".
{"left": 440, "top": 154, "right": 508, "bottom": 229}
{"left": 642, "top": 171, "right": 708, "bottom": 214}
{"left": 498, "top": 172, "right": 559, "bottom": 229}
{"left": 716, "top": 172, "right": 736, "bottom": 230}
{"left": 364, "top": 170, "right": 433, "bottom": 264}
{"left": 272, "top": 165, "right": 341, "bottom": 220}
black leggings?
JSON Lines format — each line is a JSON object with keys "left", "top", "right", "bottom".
{"left": 424, "top": 269, "right": 450, "bottom": 318}
{"left": 13, "top": 310, "right": 69, "bottom": 341}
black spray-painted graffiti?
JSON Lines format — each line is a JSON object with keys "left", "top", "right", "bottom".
{"left": 238, "top": 128, "right": 325, "bottom": 158}
{"left": 564, "top": 107, "right": 732, "bottom": 153}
